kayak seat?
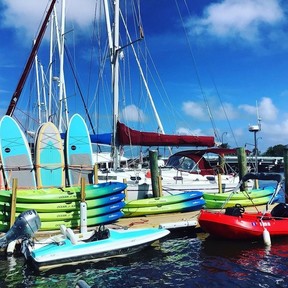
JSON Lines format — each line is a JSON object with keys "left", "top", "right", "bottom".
{"left": 271, "top": 203, "right": 288, "bottom": 218}
{"left": 66, "top": 228, "right": 78, "bottom": 245}
{"left": 225, "top": 204, "right": 245, "bottom": 217}
{"left": 84, "top": 225, "right": 110, "bottom": 242}
{"left": 60, "top": 225, "right": 67, "bottom": 238}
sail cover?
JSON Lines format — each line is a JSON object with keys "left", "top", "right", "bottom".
{"left": 117, "top": 122, "right": 215, "bottom": 147}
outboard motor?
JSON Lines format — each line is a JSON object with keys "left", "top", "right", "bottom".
{"left": 0, "top": 210, "right": 41, "bottom": 248}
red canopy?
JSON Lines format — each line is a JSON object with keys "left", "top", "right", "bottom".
{"left": 117, "top": 122, "right": 215, "bottom": 147}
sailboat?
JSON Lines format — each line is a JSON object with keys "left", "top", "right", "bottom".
{"left": 90, "top": 0, "right": 253, "bottom": 200}
{"left": 4, "top": 1, "right": 253, "bottom": 201}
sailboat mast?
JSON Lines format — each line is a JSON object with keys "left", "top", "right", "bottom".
{"left": 112, "top": 0, "right": 120, "bottom": 169}
{"left": 6, "top": 0, "right": 57, "bottom": 116}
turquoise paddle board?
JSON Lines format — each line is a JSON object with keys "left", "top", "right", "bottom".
{"left": 65, "top": 114, "right": 93, "bottom": 186}
{"left": 0, "top": 116, "right": 36, "bottom": 189}
{"left": 35, "top": 122, "right": 65, "bottom": 188}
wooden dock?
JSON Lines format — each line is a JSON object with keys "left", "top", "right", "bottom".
{"left": 32, "top": 204, "right": 273, "bottom": 239}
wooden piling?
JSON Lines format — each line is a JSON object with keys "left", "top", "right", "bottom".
{"left": 284, "top": 146, "right": 288, "bottom": 199}
{"left": 10, "top": 178, "right": 18, "bottom": 227}
{"left": 236, "top": 147, "right": 248, "bottom": 191}
{"left": 149, "top": 150, "right": 160, "bottom": 197}
{"left": 94, "top": 164, "right": 98, "bottom": 184}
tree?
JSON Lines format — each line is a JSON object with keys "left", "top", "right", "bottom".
{"left": 262, "top": 144, "right": 286, "bottom": 156}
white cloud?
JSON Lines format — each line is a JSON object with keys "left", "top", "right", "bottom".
{"left": 213, "top": 102, "right": 238, "bottom": 120}
{"left": 188, "top": 0, "right": 284, "bottom": 43}
{"left": 175, "top": 127, "right": 204, "bottom": 136}
{"left": 120, "top": 104, "right": 147, "bottom": 123}
{"left": 182, "top": 101, "right": 207, "bottom": 120}
{"left": 1, "top": 0, "right": 98, "bottom": 42}
{"left": 239, "top": 97, "right": 277, "bottom": 121}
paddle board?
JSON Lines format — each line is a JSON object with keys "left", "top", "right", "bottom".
{"left": 125, "top": 191, "right": 203, "bottom": 208}
{"left": 123, "top": 198, "right": 205, "bottom": 217}
{"left": 65, "top": 114, "right": 93, "bottom": 186}
{"left": 0, "top": 182, "right": 127, "bottom": 203}
{"left": 0, "top": 192, "right": 125, "bottom": 212}
{"left": 35, "top": 122, "right": 65, "bottom": 188}
{"left": 0, "top": 116, "right": 36, "bottom": 189}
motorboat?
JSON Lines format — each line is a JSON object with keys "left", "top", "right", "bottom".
{"left": 21, "top": 223, "right": 170, "bottom": 271}
{"left": 198, "top": 173, "right": 286, "bottom": 243}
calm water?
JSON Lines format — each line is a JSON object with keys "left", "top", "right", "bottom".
{"left": 1, "top": 179, "right": 287, "bottom": 287}
{"left": 1, "top": 231, "right": 288, "bottom": 287}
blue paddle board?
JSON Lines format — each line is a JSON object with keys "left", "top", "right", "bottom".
{"left": 65, "top": 114, "right": 93, "bottom": 186}
{"left": 0, "top": 116, "right": 36, "bottom": 189}
{"left": 35, "top": 122, "right": 65, "bottom": 188}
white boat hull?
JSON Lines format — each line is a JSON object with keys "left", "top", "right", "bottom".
{"left": 22, "top": 227, "right": 170, "bottom": 271}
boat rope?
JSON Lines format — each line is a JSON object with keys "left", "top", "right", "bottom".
{"left": 174, "top": 0, "right": 220, "bottom": 141}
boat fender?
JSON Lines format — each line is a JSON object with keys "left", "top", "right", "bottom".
{"left": 66, "top": 228, "right": 78, "bottom": 245}
{"left": 263, "top": 228, "right": 271, "bottom": 246}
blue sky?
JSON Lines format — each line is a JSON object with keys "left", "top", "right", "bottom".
{"left": 0, "top": 0, "right": 288, "bottom": 154}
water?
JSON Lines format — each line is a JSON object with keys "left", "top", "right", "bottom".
{"left": 0, "top": 177, "right": 286, "bottom": 287}
{"left": 0, "top": 230, "right": 288, "bottom": 287}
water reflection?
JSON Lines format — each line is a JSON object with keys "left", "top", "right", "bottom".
{"left": 201, "top": 234, "right": 288, "bottom": 287}
{"left": 0, "top": 231, "right": 288, "bottom": 287}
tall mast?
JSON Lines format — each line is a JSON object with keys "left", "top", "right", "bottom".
{"left": 6, "top": 0, "right": 57, "bottom": 116}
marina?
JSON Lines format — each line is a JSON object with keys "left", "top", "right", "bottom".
{"left": 0, "top": 0, "right": 288, "bottom": 287}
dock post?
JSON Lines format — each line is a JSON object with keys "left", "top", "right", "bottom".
{"left": 123, "top": 178, "right": 127, "bottom": 199}
{"left": 80, "top": 177, "right": 87, "bottom": 233}
{"left": 236, "top": 147, "right": 248, "bottom": 191}
{"left": 94, "top": 164, "right": 98, "bottom": 184}
{"left": 10, "top": 178, "right": 18, "bottom": 227}
{"left": 149, "top": 150, "right": 160, "bottom": 197}
{"left": 284, "top": 146, "right": 288, "bottom": 200}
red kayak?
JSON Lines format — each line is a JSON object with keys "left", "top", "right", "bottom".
{"left": 198, "top": 206, "right": 288, "bottom": 240}
{"left": 198, "top": 172, "right": 287, "bottom": 241}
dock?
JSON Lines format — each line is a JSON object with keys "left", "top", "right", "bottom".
{"left": 33, "top": 204, "right": 272, "bottom": 238}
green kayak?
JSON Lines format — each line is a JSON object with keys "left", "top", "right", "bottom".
{"left": 0, "top": 182, "right": 127, "bottom": 203}
{"left": 203, "top": 187, "right": 274, "bottom": 201}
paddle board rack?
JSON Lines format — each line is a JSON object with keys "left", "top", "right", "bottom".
{"left": 159, "top": 220, "right": 197, "bottom": 230}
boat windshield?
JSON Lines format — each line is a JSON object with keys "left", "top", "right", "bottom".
{"left": 166, "top": 155, "right": 200, "bottom": 172}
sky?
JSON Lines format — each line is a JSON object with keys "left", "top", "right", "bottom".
{"left": 0, "top": 0, "right": 288, "bottom": 155}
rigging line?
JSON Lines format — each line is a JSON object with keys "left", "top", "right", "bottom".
{"left": 210, "top": 75, "right": 239, "bottom": 147}
{"left": 64, "top": 45, "right": 96, "bottom": 135}
{"left": 87, "top": 0, "right": 101, "bottom": 109}
{"left": 175, "top": 0, "right": 220, "bottom": 141}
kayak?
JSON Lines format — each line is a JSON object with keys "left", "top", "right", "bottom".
{"left": 125, "top": 191, "right": 203, "bottom": 208}
{"left": 0, "top": 182, "right": 127, "bottom": 203}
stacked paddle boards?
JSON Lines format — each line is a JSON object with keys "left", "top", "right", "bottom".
{"left": 123, "top": 191, "right": 205, "bottom": 217}
{"left": 0, "top": 115, "right": 126, "bottom": 231}
{"left": 203, "top": 187, "right": 275, "bottom": 209}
